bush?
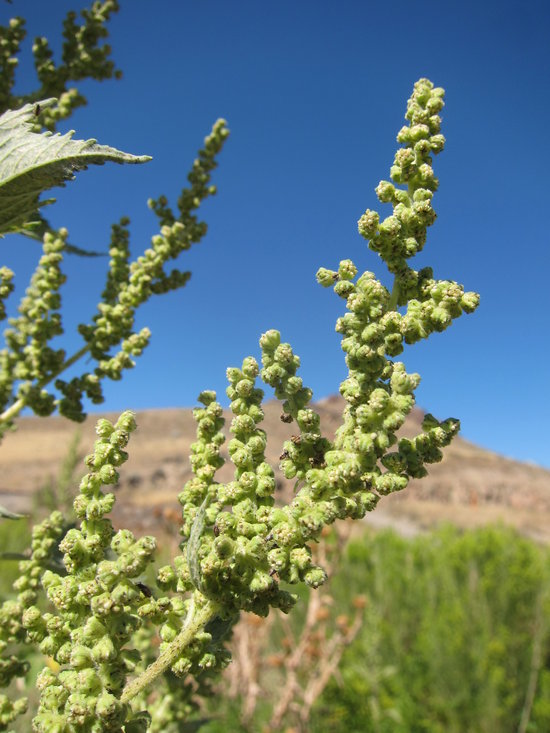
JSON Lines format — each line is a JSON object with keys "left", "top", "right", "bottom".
{"left": 313, "top": 525, "right": 550, "bottom": 733}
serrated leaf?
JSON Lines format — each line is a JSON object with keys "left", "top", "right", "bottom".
{"left": 0, "top": 98, "right": 151, "bottom": 236}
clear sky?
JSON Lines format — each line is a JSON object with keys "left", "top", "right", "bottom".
{"left": 2, "top": 1, "right": 550, "bottom": 468}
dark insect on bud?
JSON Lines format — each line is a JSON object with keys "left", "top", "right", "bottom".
{"left": 309, "top": 452, "right": 326, "bottom": 468}
{"left": 280, "top": 413, "right": 293, "bottom": 423}
{"left": 213, "top": 524, "right": 220, "bottom": 537}
{"left": 279, "top": 449, "right": 289, "bottom": 460}
{"left": 34, "top": 104, "right": 41, "bottom": 117}
{"left": 136, "top": 582, "right": 152, "bottom": 598}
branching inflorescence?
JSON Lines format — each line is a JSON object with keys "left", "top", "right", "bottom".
{"left": 0, "top": 36, "right": 479, "bottom": 732}
{"left": 0, "top": 114, "right": 228, "bottom": 433}
{"left": 0, "top": 1, "right": 121, "bottom": 130}
{"left": 174, "top": 78, "right": 479, "bottom": 626}
{"left": 0, "top": 0, "right": 224, "bottom": 436}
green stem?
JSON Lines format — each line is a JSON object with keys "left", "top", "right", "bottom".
{"left": 120, "top": 597, "right": 220, "bottom": 705}
{"left": 517, "top": 590, "right": 546, "bottom": 733}
{"left": 388, "top": 277, "right": 400, "bottom": 312}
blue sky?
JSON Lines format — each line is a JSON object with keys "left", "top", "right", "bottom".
{"left": 2, "top": 0, "right": 550, "bottom": 468}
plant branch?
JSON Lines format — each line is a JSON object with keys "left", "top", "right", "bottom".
{"left": 388, "top": 276, "right": 400, "bottom": 312}
{"left": 120, "top": 597, "right": 220, "bottom": 705}
{"left": 0, "top": 343, "right": 90, "bottom": 428}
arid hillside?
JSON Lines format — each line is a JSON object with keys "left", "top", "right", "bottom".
{"left": 2, "top": 396, "right": 550, "bottom": 542}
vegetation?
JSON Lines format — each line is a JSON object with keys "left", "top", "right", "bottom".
{"left": 204, "top": 525, "right": 550, "bottom": 733}
{"left": 0, "top": 3, "right": 483, "bottom": 731}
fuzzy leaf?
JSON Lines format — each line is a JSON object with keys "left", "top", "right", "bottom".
{"left": 0, "top": 98, "right": 151, "bottom": 236}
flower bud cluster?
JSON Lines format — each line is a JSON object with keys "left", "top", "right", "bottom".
{"left": 260, "top": 329, "right": 331, "bottom": 481}
{"left": 179, "top": 390, "right": 226, "bottom": 540}
{"left": 357, "top": 78, "right": 454, "bottom": 307}
{"left": 126, "top": 623, "right": 219, "bottom": 729}
{"left": 0, "top": 17, "right": 25, "bottom": 115}
{"left": 0, "top": 119, "right": 229, "bottom": 431}
{"left": 0, "top": 229, "right": 68, "bottom": 422}
{"left": 314, "top": 255, "right": 473, "bottom": 500}
{"left": 148, "top": 117, "right": 229, "bottom": 236}
{"left": 176, "top": 340, "right": 342, "bottom": 619}
{"left": 26, "top": 1, "right": 121, "bottom": 131}
{"left": 309, "top": 79, "right": 478, "bottom": 507}
{"left": 65, "top": 119, "right": 229, "bottom": 420}
{"left": 0, "top": 266, "right": 14, "bottom": 322}
{"left": 177, "top": 363, "right": 297, "bottom": 617}
{"left": 0, "top": 511, "right": 65, "bottom": 729}
{"left": 22, "top": 412, "right": 158, "bottom": 732}
{"left": 172, "top": 79, "right": 479, "bottom": 629}
{"left": 101, "top": 218, "right": 131, "bottom": 306}
{"left": 137, "top": 592, "right": 233, "bottom": 683}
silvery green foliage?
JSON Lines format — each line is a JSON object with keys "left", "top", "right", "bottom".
{"left": 0, "top": 78, "right": 479, "bottom": 732}
{"left": 0, "top": 98, "right": 150, "bottom": 236}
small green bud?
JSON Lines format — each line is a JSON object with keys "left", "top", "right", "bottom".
{"left": 214, "top": 536, "right": 234, "bottom": 559}
{"left": 338, "top": 259, "right": 358, "bottom": 281}
{"left": 198, "top": 390, "right": 217, "bottom": 405}
{"left": 95, "top": 418, "right": 114, "bottom": 438}
{"left": 70, "top": 644, "right": 93, "bottom": 668}
{"left": 99, "top": 464, "right": 118, "bottom": 484}
{"left": 91, "top": 636, "right": 116, "bottom": 662}
{"left": 334, "top": 280, "right": 355, "bottom": 299}
{"left": 242, "top": 356, "right": 259, "bottom": 378}
{"left": 226, "top": 367, "right": 242, "bottom": 384}
{"left": 316, "top": 267, "right": 339, "bottom": 287}
{"left": 461, "top": 291, "right": 480, "bottom": 313}
{"left": 374, "top": 472, "right": 408, "bottom": 495}
{"left": 95, "top": 691, "right": 123, "bottom": 720}
{"left": 249, "top": 571, "right": 274, "bottom": 593}
{"left": 357, "top": 209, "right": 380, "bottom": 239}
{"left": 303, "top": 566, "right": 327, "bottom": 588}
{"left": 259, "top": 329, "right": 281, "bottom": 351}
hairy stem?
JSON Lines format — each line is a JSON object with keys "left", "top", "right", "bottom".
{"left": 387, "top": 277, "right": 400, "bottom": 312}
{"left": 120, "top": 597, "right": 220, "bottom": 705}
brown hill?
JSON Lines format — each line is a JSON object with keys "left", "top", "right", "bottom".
{"left": 2, "top": 396, "right": 550, "bottom": 542}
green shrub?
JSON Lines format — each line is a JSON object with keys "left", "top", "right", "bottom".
{"left": 313, "top": 525, "right": 550, "bottom": 733}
